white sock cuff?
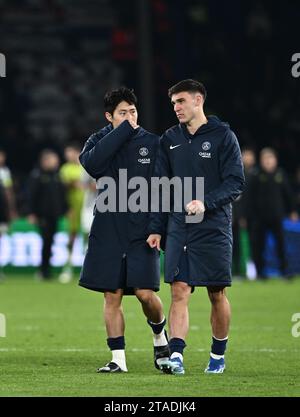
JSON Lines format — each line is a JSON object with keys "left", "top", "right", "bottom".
{"left": 170, "top": 352, "right": 183, "bottom": 362}
{"left": 150, "top": 316, "right": 166, "bottom": 326}
{"left": 112, "top": 349, "right": 125, "bottom": 358}
{"left": 112, "top": 349, "right": 127, "bottom": 371}
{"left": 212, "top": 335, "right": 228, "bottom": 341}
{"left": 210, "top": 352, "right": 224, "bottom": 360}
{"left": 153, "top": 331, "right": 168, "bottom": 347}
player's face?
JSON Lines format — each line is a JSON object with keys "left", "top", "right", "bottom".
{"left": 260, "top": 152, "right": 277, "bottom": 173}
{"left": 65, "top": 147, "right": 80, "bottom": 163}
{"left": 0, "top": 151, "right": 6, "bottom": 166}
{"left": 171, "top": 92, "right": 202, "bottom": 124}
{"left": 106, "top": 101, "right": 138, "bottom": 129}
{"left": 242, "top": 150, "right": 256, "bottom": 170}
{"left": 41, "top": 153, "right": 59, "bottom": 171}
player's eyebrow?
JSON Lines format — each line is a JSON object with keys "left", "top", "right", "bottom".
{"left": 171, "top": 98, "right": 185, "bottom": 105}
{"left": 119, "top": 107, "right": 136, "bottom": 112}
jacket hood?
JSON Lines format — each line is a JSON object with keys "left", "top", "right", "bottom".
{"left": 204, "top": 115, "right": 229, "bottom": 131}
{"left": 181, "top": 115, "right": 230, "bottom": 136}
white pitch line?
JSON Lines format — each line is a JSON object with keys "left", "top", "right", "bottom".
{"left": 15, "top": 326, "right": 41, "bottom": 331}
{"left": 0, "top": 347, "right": 300, "bottom": 353}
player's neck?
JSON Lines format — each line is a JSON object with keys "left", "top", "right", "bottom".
{"left": 186, "top": 112, "right": 207, "bottom": 135}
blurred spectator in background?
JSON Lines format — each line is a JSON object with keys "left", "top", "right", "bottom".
{"left": 232, "top": 147, "right": 257, "bottom": 277}
{"left": 0, "top": 148, "right": 17, "bottom": 220}
{"left": 293, "top": 166, "right": 300, "bottom": 216}
{"left": 0, "top": 149, "right": 16, "bottom": 280}
{"left": 27, "top": 150, "right": 68, "bottom": 280}
{"left": 249, "top": 148, "right": 298, "bottom": 279}
{"left": 0, "top": 182, "right": 9, "bottom": 233}
{"left": 59, "top": 144, "right": 84, "bottom": 283}
{"left": 80, "top": 170, "right": 97, "bottom": 246}
{"left": 0, "top": 181, "right": 9, "bottom": 280}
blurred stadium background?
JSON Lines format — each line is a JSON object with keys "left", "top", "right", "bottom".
{"left": 1, "top": 0, "right": 300, "bottom": 397}
{"left": 0, "top": 0, "right": 300, "bottom": 276}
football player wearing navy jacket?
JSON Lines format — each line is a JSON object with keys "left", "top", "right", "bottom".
{"left": 79, "top": 87, "right": 169, "bottom": 373}
{"left": 147, "top": 79, "right": 245, "bottom": 375}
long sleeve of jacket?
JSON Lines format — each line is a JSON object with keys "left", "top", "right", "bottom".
{"left": 79, "top": 120, "right": 136, "bottom": 179}
{"left": 204, "top": 130, "right": 245, "bottom": 211}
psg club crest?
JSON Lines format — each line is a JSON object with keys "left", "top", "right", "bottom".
{"left": 202, "top": 141, "right": 211, "bottom": 151}
{"left": 139, "top": 147, "right": 149, "bottom": 156}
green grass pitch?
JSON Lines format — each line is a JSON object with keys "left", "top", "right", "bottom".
{"left": 0, "top": 275, "right": 300, "bottom": 397}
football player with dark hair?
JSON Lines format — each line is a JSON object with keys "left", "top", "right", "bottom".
{"left": 148, "top": 79, "right": 245, "bottom": 375}
{"left": 79, "top": 87, "right": 169, "bottom": 373}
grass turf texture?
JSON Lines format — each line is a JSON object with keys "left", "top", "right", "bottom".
{"left": 0, "top": 275, "right": 300, "bottom": 397}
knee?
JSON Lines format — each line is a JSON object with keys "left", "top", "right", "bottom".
{"left": 104, "top": 291, "right": 123, "bottom": 308}
{"left": 135, "top": 289, "right": 154, "bottom": 305}
{"left": 171, "top": 282, "right": 191, "bottom": 303}
{"left": 207, "top": 287, "right": 226, "bottom": 304}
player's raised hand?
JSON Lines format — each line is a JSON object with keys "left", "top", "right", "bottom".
{"left": 146, "top": 234, "right": 161, "bottom": 250}
{"left": 186, "top": 200, "right": 205, "bottom": 215}
{"left": 127, "top": 118, "right": 139, "bottom": 130}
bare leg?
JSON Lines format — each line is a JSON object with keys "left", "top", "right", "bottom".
{"left": 168, "top": 282, "right": 192, "bottom": 340}
{"left": 134, "top": 289, "right": 164, "bottom": 323}
{"left": 135, "top": 288, "right": 169, "bottom": 368}
{"left": 207, "top": 287, "right": 231, "bottom": 339}
{"left": 104, "top": 289, "right": 125, "bottom": 337}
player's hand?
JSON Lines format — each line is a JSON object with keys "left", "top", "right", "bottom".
{"left": 127, "top": 118, "right": 139, "bottom": 130}
{"left": 147, "top": 234, "right": 161, "bottom": 250}
{"left": 185, "top": 200, "right": 205, "bottom": 215}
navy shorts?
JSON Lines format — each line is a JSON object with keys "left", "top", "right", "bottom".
{"left": 106, "top": 256, "right": 159, "bottom": 296}
{"left": 172, "top": 250, "right": 195, "bottom": 293}
{"left": 118, "top": 257, "right": 135, "bottom": 295}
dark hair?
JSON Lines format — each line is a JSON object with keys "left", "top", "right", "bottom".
{"left": 104, "top": 87, "right": 137, "bottom": 115}
{"left": 65, "top": 142, "right": 81, "bottom": 151}
{"left": 260, "top": 147, "right": 277, "bottom": 158}
{"left": 39, "top": 149, "right": 58, "bottom": 160}
{"left": 168, "top": 79, "right": 207, "bottom": 101}
{"left": 241, "top": 146, "right": 256, "bottom": 154}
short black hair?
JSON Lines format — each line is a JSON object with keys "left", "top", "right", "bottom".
{"left": 39, "top": 149, "right": 58, "bottom": 160}
{"left": 65, "top": 142, "right": 81, "bottom": 151}
{"left": 168, "top": 79, "right": 207, "bottom": 101}
{"left": 260, "top": 147, "right": 278, "bottom": 158}
{"left": 241, "top": 146, "right": 256, "bottom": 154}
{"left": 104, "top": 87, "right": 137, "bottom": 115}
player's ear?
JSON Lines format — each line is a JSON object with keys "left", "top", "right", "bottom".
{"left": 105, "top": 112, "right": 113, "bottom": 123}
{"left": 195, "top": 93, "right": 203, "bottom": 107}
